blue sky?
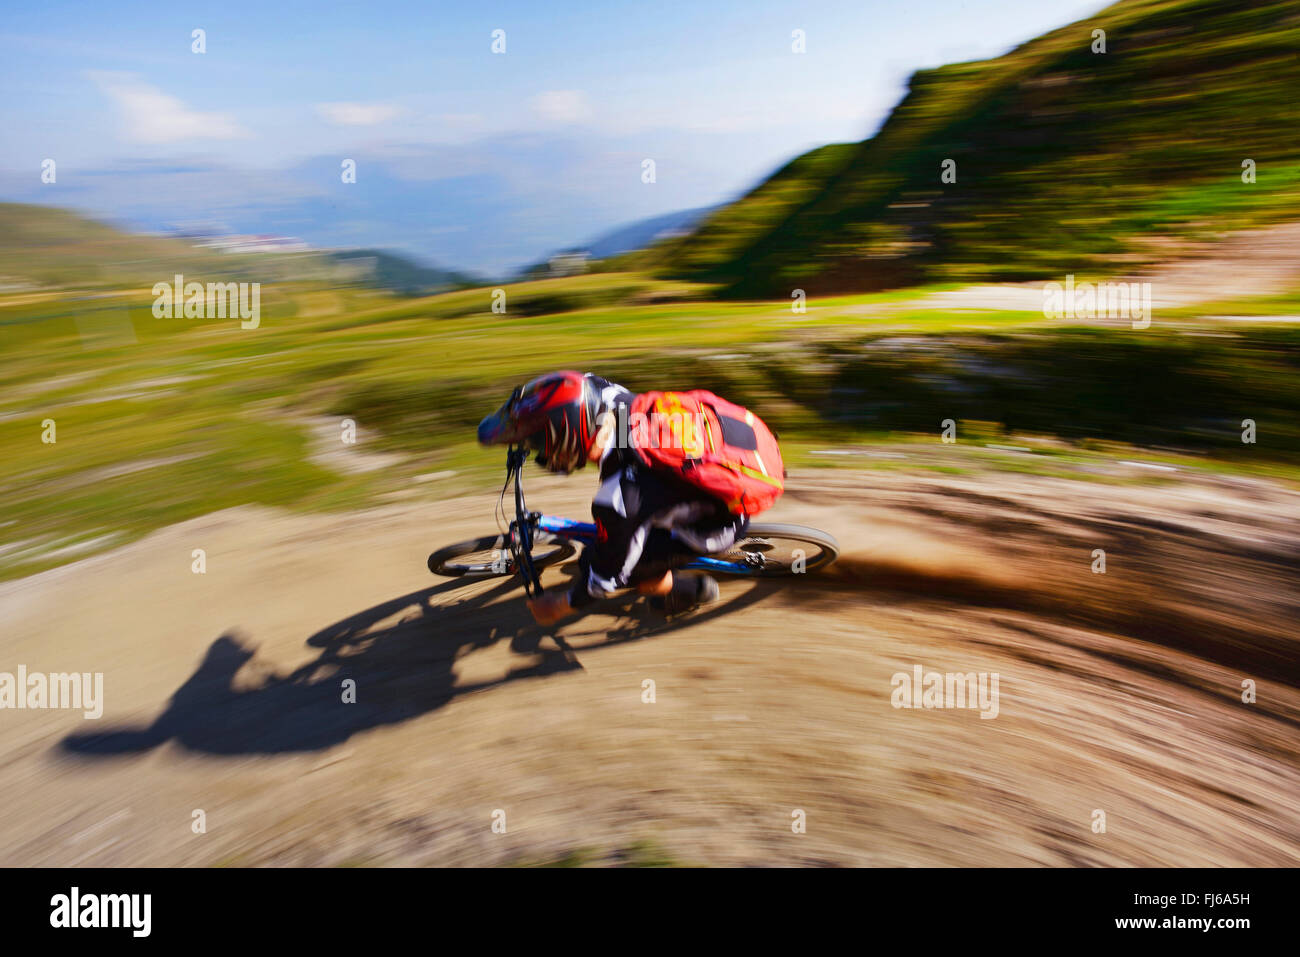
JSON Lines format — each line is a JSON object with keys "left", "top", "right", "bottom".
{"left": 0, "top": 0, "right": 1111, "bottom": 273}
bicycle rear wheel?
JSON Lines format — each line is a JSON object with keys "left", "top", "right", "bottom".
{"left": 428, "top": 533, "right": 576, "bottom": 578}
{"left": 708, "top": 523, "right": 839, "bottom": 577}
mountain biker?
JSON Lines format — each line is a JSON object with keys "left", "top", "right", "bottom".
{"left": 477, "top": 371, "right": 771, "bottom": 626}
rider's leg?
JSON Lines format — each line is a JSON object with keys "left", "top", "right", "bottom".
{"left": 649, "top": 571, "right": 719, "bottom": 614}
{"left": 631, "top": 546, "right": 717, "bottom": 614}
{"left": 636, "top": 570, "right": 674, "bottom": 596}
{"left": 629, "top": 525, "right": 722, "bottom": 614}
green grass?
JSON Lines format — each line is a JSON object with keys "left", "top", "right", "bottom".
{"left": 4, "top": 213, "right": 1300, "bottom": 582}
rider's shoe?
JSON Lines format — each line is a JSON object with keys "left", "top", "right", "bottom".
{"left": 650, "top": 573, "right": 720, "bottom": 615}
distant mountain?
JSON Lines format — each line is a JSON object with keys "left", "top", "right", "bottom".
{"left": 582, "top": 206, "right": 716, "bottom": 259}
{"left": 647, "top": 0, "right": 1300, "bottom": 296}
{"left": 518, "top": 206, "right": 716, "bottom": 277}
{"left": 0, "top": 136, "right": 717, "bottom": 279}
{"left": 0, "top": 203, "right": 476, "bottom": 296}
{"left": 325, "top": 249, "right": 480, "bottom": 295}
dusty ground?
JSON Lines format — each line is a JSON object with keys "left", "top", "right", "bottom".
{"left": 905, "top": 220, "right": 1300, "bottom": 317}
{"left": 1, "top": 459, "right": 1298, "bottom": 866}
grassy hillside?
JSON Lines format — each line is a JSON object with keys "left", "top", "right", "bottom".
{"left": 5, "top": 220, "right": 1300, "bottom": 584}
{"left": 0, "top": 204, "right": 246, "bottom": 290}
{"left": 615, "top": 145, "right": 858, "bottom": 278}
{"left": 0, "top": 203, "right": 471, "bottom": 295}
{"left": 644, "top": 0, "right": 1300, "bottom": 296}
{"left": 0, "top": 203, "right": 350, "bottom": 291}
{"left": 325, "top": 249, "right": 479, "bottom": 295}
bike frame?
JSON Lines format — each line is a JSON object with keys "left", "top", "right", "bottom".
{"left": 535, "top": 515, "right": 742, "bottom": 574}
{"left": 503, "top": 446, "right": 757, "bottom": 597}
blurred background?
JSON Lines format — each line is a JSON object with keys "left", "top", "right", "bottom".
{"left": 1, "top": 0, "right": 1298, "bottom": 867}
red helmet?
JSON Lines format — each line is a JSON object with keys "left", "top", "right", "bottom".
{"left": 478, "top": 371, "right": 605, "bottom": 473}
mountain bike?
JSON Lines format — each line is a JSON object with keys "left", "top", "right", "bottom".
{"left": 428, "top": 446, "right": 839, "bottom": 597}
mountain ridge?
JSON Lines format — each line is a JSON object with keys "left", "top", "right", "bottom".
{"left": 641, "top": 0, "right": 1300, "bottom": 296}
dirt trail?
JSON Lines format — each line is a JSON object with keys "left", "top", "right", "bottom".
{"left": 902, "top": 220, "right": 1300, "bottom": 316}
{"left": 0, "top": 465, "right": 1297, "bottom": 866}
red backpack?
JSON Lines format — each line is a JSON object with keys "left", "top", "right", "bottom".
{"left": 627, "top": 390, "right": 785, "bottom": 515}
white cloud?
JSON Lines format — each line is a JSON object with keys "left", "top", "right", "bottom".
{"left": 315, "top": 102, "right": 405, "bottom": 126}
{"left": 530, "top": 90, "right": 593, "bottom": 125}
{"left": 90, "top": 72, "right": 250, "bottom": 143}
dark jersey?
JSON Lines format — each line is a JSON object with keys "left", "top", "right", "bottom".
{"left": 567, "top": 388, "right": 747, "bottom": 608}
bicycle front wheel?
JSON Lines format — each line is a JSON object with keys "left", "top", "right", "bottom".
{"left": 428, "top": 533, "right": 577, "bottom": 578}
